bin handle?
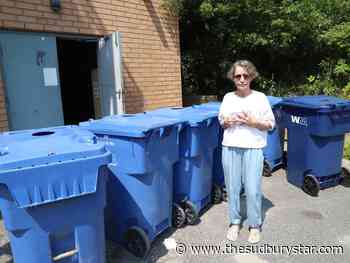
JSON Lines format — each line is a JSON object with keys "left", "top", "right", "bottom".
{"left": 328, "top": 111, "right": 349, "bottom": 123}
{"left": 333, "top": 102, "right": 350, "bottom": 110}
{"left": 175, "top": 123, "right": 185, "bottom": 145}
{"left": 177, "top": 123, "right": 186, "bottom": 132}
{"left": 159, "top": 126, "right": 172, "bottom": 138}
{"left": 274, "top": 109, "right": 282, "bottom": 122}
{"left": 53, "top": 249, "right": 78, "bottom": 261}
{"left": 0, "top": 147, "right": 9, "bottom": 156}
{"left": 143, "top": 130, "right": 153, "bottom": 138}
{"left": 206, "top": 118, "right": 213, "bottom": 127}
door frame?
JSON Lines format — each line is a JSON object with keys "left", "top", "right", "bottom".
{"left": 0, "top": 30, "right": 100, "bottom": 130}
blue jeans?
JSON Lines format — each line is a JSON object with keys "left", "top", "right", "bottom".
{"left": 222, "top": 146, "right": 264, "bottom": 229}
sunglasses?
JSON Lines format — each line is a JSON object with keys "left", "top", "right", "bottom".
{"left": 233, "top": 74, "right": 249, "bottom": 80}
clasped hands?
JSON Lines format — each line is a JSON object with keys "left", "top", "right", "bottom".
{"left": 222, "top": 112, "right": 258, "bottom": 129}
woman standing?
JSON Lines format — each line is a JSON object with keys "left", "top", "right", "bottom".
{"left": 219, "top": 60, "right": 275, "bottom": 243}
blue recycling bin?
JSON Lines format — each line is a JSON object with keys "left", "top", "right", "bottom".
{"left": 263, "top": 96, "right": 285, "bottom": 177}
{"left": 192, "top": 102, "right": 225, "bottom": 203}
{"left": 279, "top": 95, "right": 350, "bottom": 196}
{"left": 145, "top": 106, "right": 219, "bottom": 225}
{"left": 80, "top": 114, "right": 181, "bottom": 258}
{"left": 0, "top": 126, "right": 111, "bottom": 263}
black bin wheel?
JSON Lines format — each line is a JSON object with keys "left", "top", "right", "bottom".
{"left": 341, "top": 167, "right": 350, "bottom": 186}
{"left": 124, "top": 226, "right": 150, "bottom": 258}
{"left": 263, "top": 161, "right": 272, "bottom": 177}
{"left": 302, "top": 174, "right": 320, "bottom": 197}
{"left": 172, "top": 203, "right": 186, "bottom": 228}
{"left": 222, "top": 187, "right": 228, "bottom": 202}
{"left": 341, "top": 167, "right": 350, "bottom": 178}
{"left": 183, "top": 200, "right": 198, "bottom": 225}
{"left": 211, "top": 184, "right": 222, "bottom": 204}
{"left": 283, "top": 151, "right": 288, "bottom": 169}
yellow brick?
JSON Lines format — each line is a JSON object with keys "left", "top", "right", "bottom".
{"left": 17, "top": 16, "right": 37, "bottom": 23}
{"left": 44, "top": 24, "right": 63, "bottom": 32}
{"left": 20, "top": 0, "right": 41, "bottom": 4}
{"left": 0, "top": 0, "right": 15, "bottom": 8}
{"left": 0, "top": 13, "right": 16, "bottom": 21}
{"left": 58, "top": 20, "right": 74, "bottom": 27}
{"left": 62, "top": 26, "right": 80, "bottom": 34}
{"left": 3, "top": 20, "right": 25, "bottom": 29}
{"left": 2, "top": 6, "right": 22, "bottom": 15}
{"left": 42, "top": 12, "right": 61, "bottom": 20}
{"left": 36, "top": 6, "right": 51, "bottom": 12}
{"left": 23, "top": 9, "right": 43, "bottom": 17}
{"left": 93, "top": 7, "right": 112, "bottom": 15}
{"left": 25, "top": 23, "right": 44, "bottom": 31}
{"left": 0, "top": 113, "right": 8, "bottom": 121}
{"left": 73, "top": 21, "right": 89, "bottom": 28}
{"left": 79, "top": 16, "right": 89, "bottom": 23}
{"left": 16, "top": 2, "right": 37, "bottom": 10}
{"left": 61, "top": 14, "right": 78, "bottom": 22}
{"left": 93, "top": 0, "right": 112, "bottom": 4}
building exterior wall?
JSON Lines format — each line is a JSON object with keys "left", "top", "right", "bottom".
{"left": 0, "top": 77, "right": 8, "bottom": 132}
{"left": 0, "top": 0, "right": 182, "bottom": 130}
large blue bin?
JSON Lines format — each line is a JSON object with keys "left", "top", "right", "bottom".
{"left": 192, "top": 102, "right": 225, "bottom": 203}
{"left": 263, "top": 96, "right": 285, "bottom": 177}
{"left": 0, "top": 126, "right": 111, "bottom": 263}
{"left": 79, "top": 114, "right": 181, "bottom": 258}
{"left": 145, "top": 107, "right": 219, "bottom": 224}
{"left": 279, "top": 95, "right": 350, "bottom": 196}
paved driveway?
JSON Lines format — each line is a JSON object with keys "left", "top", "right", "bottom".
{"left": 1, "top": 161, "right": 349, "bottom": 263}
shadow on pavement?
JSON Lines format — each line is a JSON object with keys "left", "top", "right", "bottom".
{"left": 239, "top": 195, "right": 274, "bottom": 228}
{"left": 107, "top": 227, "right": 178, "bottom": 263}
{"left": 0, "top": 241, "right": 12, "bottom": 263}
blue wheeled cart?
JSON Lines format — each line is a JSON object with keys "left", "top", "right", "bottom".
{"left": 145, "top": 107, "right": 219, "bottom": 226}
{"left": 279, "top": 95, "right": 350, "bottom": 196}
{"left": 192, "top": 102, "right": 226, "bottom": 203}
{"left": 262, "top": 96, "right": 285, "bottom": 177}
{"left": 80, "top": 114, "right": 181, "bottom": 258}
{"left": 0, "top": 126, "right": 111, "bottom": 263}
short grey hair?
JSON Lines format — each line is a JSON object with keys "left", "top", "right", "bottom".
{"left": 227, "top": 60, "right": 259, "bottom": 81}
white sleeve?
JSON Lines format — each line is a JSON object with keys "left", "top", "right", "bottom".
{"left": 261, "top": 95, "right": 276, "bottom": 130}
{"left": 218, "top": 94, "right": 228, "bottom": 126}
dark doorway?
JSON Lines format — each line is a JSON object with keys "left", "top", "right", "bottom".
{"left": 56, "top": 38, "right": 97, "bottom": 125}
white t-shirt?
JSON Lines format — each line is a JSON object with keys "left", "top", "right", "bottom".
{"left": 218, "top": 90, "right": 275, "bottom": 149}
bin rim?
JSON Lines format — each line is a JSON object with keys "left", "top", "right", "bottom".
{"left": 280, "top": 95, "right": 350, "bottom": 111}
{"left": 267, "top": 96, "right": 283, "bottom": 107}
{"left": 79, "top": 114, "right": 183, "bottom": 138}
{"left": 0, "top": 126, "right": 107, "bottom": 171}
{"left": 145, "top": 107, "right": 218, "bottom": 126}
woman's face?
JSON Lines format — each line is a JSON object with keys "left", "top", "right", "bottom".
{"left": 233, "top": 66, "right": 252, "bottom": 92}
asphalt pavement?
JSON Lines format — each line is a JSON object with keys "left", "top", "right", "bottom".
{"left": 1, "top": 161, "right": 350, "bottom": 263}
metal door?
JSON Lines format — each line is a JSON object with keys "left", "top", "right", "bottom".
{"left": 98, "top": 32, "right": 124, "bottom": 117}
{"left": 0, "top": 31, "right": 64, "bottom": 130}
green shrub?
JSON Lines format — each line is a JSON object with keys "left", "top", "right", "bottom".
{"left": 344, "top": 139, "right": 350, "bottom": 160}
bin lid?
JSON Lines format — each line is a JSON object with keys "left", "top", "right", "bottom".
{"left": 146, "top": 106, "right": 218, "bottom": 126}
{"left": 194, "top": 102, "right": 221, "bottom": 112}
{"left": 267, "top": 96, "right": 282, "bottom": 107}
{"left": 197, "top": 102, "right": 221, "bottom": 109}
{"left": 0, "top": 126, "right": 107, "bottom": 171}
{"left": 79, "top": 114, "right": 182, "bottom": 138}
{"left": 280, "top": 95, "right": 350, "bottom": 110}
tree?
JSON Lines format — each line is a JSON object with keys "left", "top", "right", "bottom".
{"left": 163, "top": 0, "right": 350, "bottom": 98}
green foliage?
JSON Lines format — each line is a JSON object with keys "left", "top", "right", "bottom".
{"left": 344, "top": 140, "right": 350, "bottom": 160}
{"left": 161, "top": 0, "right": 185, "bottom": 16}
{"left": 173, "top": 0, "right": 350, "bottom": 97}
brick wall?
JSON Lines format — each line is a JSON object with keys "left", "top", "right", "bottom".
{"left": 0, "top": 0, "right": 182, "bottom": 130}
{"left": 0, "top": 76, "right": 8, "bottom": 132}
